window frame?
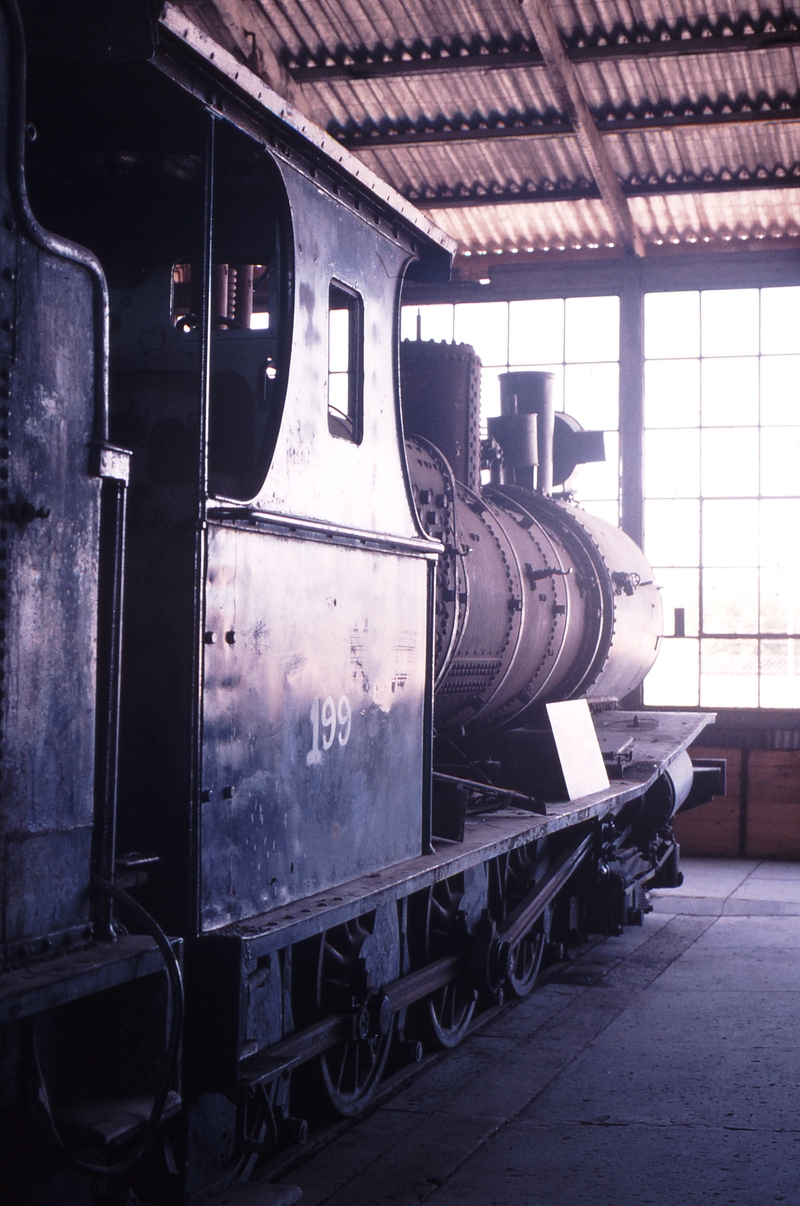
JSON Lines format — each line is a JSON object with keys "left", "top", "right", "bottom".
{"left": 327, "top": 279, "right": 364, "bottom": 445}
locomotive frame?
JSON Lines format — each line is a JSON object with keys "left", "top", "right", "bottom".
{"left": 0, "top": 4, "right": 716, "bottom": 1203}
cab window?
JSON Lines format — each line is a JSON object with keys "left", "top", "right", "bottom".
{"left": 328, "top": 281, "right": 363, "bottom": 444}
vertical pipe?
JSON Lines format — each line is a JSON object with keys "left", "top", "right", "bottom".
{"left": 189, "top": 111, "right": 215, "bottom": 935}
{"left": 93, "top": 474, "right": 128, "bottom": 940}
{"left": 421, "top": 559, "right": 436, "bottom": 855}
{"left": 618, "top": 259, "right": 645, "bottom": 709}
{"left": 619, "top": 258, "right": 644, "bottom": 548}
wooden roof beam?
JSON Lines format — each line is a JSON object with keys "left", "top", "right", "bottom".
{"left": 524, "top": 0, "right": 645, "bottom": 256}
{"left": 174, "top": 0, "right": 299, "bottom": 103}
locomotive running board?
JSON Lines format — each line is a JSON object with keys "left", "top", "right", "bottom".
{"left": 0, "top": 935, "right": 182, "bottom": 1027}
{"left": 215, "top": 712, "right": 714, "bottom": 960}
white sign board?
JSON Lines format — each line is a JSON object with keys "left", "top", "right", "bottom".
{"left": 545, "top": 699, "right": 610, "bottom": 800}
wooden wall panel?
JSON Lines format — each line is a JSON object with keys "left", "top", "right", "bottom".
{"left": 673, "top": 746, "right": 741, "bottom": 857}
{"left": 746, "top": 750, "right": 800, "bottom": 860}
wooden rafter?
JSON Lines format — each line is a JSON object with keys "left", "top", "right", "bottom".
{"left": 524, "top": 0, "right": 645, "bottom": 256}
{"left": 176, "top": 0, "right": 299, "bottom": 103}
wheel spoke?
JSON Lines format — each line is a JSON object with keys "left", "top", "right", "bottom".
{"left": 311, "top": 908, "right": 397, "bottom": 1117}
{"left": 503, "top": 844, "right": 548, "bottom": 998}
{"left": 412, "top": 878, "right": 476, "bottom": 1049}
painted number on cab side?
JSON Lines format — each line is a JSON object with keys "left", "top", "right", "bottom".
{"left": 307, "top": 694, "right": 352, "bottom": 766}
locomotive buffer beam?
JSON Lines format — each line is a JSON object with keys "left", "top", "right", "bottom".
{"left": 472, "top": 832, "right": 594, "bottom": 995}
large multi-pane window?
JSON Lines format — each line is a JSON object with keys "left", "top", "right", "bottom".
{"left": 400, "top": 297, "right": 620, "bottom": 523}
{"left": 642, "top": 287, "right": 800, "bottom": 709}
{"left": 402, "top": 285, "right": 800, "bottom": 710}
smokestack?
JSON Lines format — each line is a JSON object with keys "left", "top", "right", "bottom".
{"left": 496, "top": 371, "right": 555, "bottom": 494}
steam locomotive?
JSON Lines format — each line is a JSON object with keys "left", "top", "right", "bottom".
{"left": 0, "top": 3, "right": 715, "bottom": 1202}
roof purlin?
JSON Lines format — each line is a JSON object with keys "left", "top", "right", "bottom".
{"left": 334, "top": 104, "right": 800, "bottom": 148}
{"left": 405, "top": 162, "right": 800, "bottom": 207}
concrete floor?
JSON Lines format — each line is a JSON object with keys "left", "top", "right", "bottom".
{"left": 271, "top": 858, "right": 800, "bottom": 1206}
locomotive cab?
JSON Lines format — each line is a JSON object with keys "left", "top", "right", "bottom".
{"left": 23, "top": 42, "right": 450, "bottom": 935}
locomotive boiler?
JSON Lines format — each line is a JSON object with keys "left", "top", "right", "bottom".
{"left": 0, "top": 3, "right": 716, "bottom": 1203}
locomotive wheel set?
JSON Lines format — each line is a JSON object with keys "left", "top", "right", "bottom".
{"left": 0, "top": 4, "right": 717, "bottom": 1203}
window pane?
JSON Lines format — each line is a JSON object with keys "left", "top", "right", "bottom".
{"left": 509, "top": 299, "right": 564, "bottom": 365}
{"left": 644, "top": 359, "right": 700, "bottom": 428}
{"left": 760, "top": 500, "right": 800, "bottom": 567}
{"left": 700, "top": 638, "right": 759, "bottom": 707}
{"left": 564, "top": 296, "right": 619, "bottom": 363}
{"left": 702, "top": 499, "right": 759, "bottom": 567}
{"left": 644, "top": 292, "right": 700, "bottom": 360}
{"left": 564, "top": 362, "right": 618, "bottom": 430}
{"left": 701, "top": 428, "right": 759, "bottom": 497}
{"left": 760, "top": 640, "right": 800, "bottom": 707}
{"left": 643, "top": 638, "right": 699, "bottom": 706}
{"left": 328, "top": 371, "right": 349, "bottom": 414}
{"left": 644, "top": 429, "right": 699, "bottom": 499}
{"left": 701, "top": 358, "right": 759, "bottom": 426}
{"left": 760, "top": 356, "right": 800, "bottom": 425}
{"left": 568, "top": 431, "right": 618, "bottom": 502}
{"left": 454, "top": 302, "right": 508, "bottom": 365}
{"left": 653, "top": 567, "right": 700, "bottom": 637}
{"left": 401, "top": 303, "right": 454, "bottom": 344}
{"left": 645, "top": 499, "right": 700, "bottom": 567}
{"left": 329, "top": 307, "right": 350, "bottom": 373}
{"left": 761, "top": 287, "right": 800, "bottom": 355}
{"left": 760, "top": 427, "right": 800, "bottom": 497}
{"left": 703, "top": 568, "right": 758, "bottom": 634}
{"left": 576, "top": 499, "right": 619, "bottom": 525}
{"left": 701, "top": 289, "right": 759, "bottom": 357}
{"left": 760, "top": 569, "right": 800, "bottom": 634}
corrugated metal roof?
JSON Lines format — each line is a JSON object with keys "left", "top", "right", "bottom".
{"left": 429, "top": 196, "right": 618, "bottom": 247}
{"left": 256, "top": 0, "right": 795, "bottom": 58}
{"left": 185, "top": 0, "right": 800, "bottom": 257}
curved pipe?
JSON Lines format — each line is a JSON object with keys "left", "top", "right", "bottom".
{"left": 4, "top": 0, "right": 109, "bottom": 443}
{"left": 31, "top": 878, "right": 184, "bottom": 1177}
